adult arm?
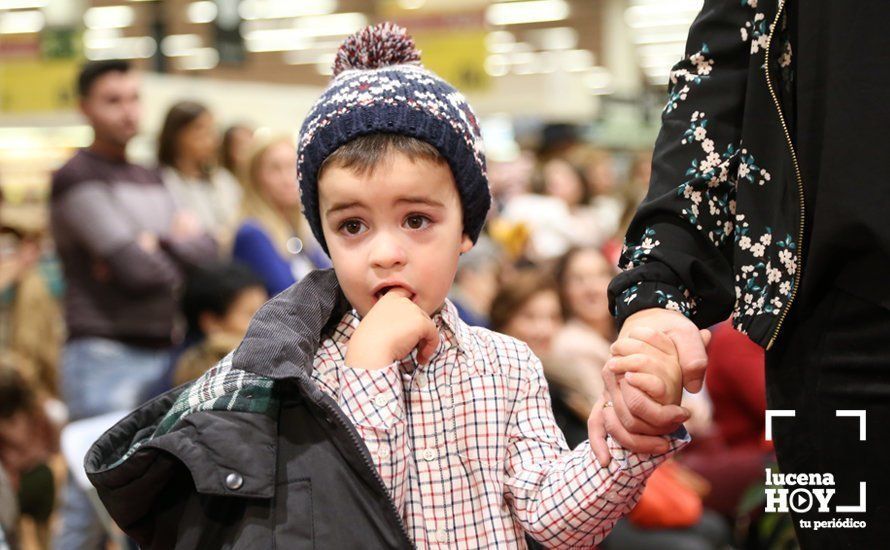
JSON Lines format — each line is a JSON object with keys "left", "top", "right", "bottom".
{"left": 54, "top": 183, "right": 181, "bottom": 294}
{"left": 600, "top": 0, "right": 759, "bottom": 459}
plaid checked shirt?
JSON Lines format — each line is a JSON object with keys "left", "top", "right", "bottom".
{"left": 311, "top": 299, "right": 688, "bottom": 549}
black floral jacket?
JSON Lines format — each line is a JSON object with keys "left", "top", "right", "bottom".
{"left": 608, "top": 0, "right": 800, "bottom": 349}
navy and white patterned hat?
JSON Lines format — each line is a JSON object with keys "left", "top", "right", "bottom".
{"left": 297, "top": 22, "right": 490, "bottom": 254}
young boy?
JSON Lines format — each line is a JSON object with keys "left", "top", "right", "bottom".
{"left": 87, "top": 24, "right": 687, "bottom": 549}
{"left": 172, "top": 262, "right": 268, "bottom": 386}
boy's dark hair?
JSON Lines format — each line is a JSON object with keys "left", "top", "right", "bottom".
{"left": 158, "top": 100, "right": 210, "bottom": 169}
{"left": 0, "top": 366, "right": 35, "bottom": 420}
{"left": 318, "top": 133, "right": 445, "bottom": 179}
{"left": 181, "top": 262, "right": 265, "bottom": 338}
{"left": 77, "top": 59, "right": 131, "bottom": 97}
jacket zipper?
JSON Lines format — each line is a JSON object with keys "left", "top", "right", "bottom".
{"left": 316, "top": 395, "right": 415, "bottom": 548}
{"left": 764, "top": 0, "right": 805, "bottom": 350}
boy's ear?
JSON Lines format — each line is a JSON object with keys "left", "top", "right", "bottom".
{"left": 459, "top": 234, "right": 474, "bottom": 255}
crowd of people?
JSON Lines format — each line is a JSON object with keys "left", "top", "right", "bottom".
{"left": 0, "top": 57, "right": 779, "bottom": 550}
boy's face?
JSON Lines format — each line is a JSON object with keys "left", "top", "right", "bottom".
{"left": 201, "top": 286, "right": 268, "bottom": 338}
{"left": 319, "top": 151, "right": 473, "bottom": 318}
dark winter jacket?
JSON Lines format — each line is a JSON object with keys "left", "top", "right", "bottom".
{"left": 608, "top": 0, "right": 800, "bottom": 349}
{"left": 85, "top": 269, "right": 414, "bottom": 549}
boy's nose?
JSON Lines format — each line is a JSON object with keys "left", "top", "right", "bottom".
{"left": 369, "top": 232, "right": 407, "bottom": 269}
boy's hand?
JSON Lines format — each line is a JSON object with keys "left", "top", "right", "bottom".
{"left": 345, "top": 288, "right": 440, "bottom": 370}
{"left": 607, "top": 327, "right": 683, "bottom": 406}
{"left": 589, "top": 326, "right": 690, "bottom": 465}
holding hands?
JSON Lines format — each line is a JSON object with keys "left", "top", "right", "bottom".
{"left": 588, "top": 308, "right": 712, "bottom": 465}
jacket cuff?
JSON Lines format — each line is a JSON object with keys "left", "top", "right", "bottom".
{"left": 338, "top": 362, "right": 404, "bottom": 430}
{"left": 611, "top": 281, "right": 696, "bottom": 329}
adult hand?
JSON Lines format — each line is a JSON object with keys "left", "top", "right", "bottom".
{"left": 170, "top": 211, "right": 202, "bottom": 240}
{"left": 136, "top": 231, "right": 159, "bottom": 254}
{"left": 619, "top": 308, "right": 712, "bottom": 393}
{"left": 589, "top": 307, "right": 711, "bottom": 465}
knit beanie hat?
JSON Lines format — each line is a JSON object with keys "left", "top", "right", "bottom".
{"left": 297, "top": 22, "right": 490, "bottom": 254}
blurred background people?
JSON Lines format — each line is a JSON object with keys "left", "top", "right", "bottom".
{"left": 0, "top": 192, "right": 63, "bottom": 399}
{"left": 550, "top": 246, "right": 616, "bottom": 412}
{"left": 449, "top": 236, "right": 501, "bottom": 328}
{"left": 218, "top": 124, "right": 254, "bottom": 185}
{"left": 50, "top": 60, "right": 217, "bottom": 550}
{"left": 172, "top": 262, "right": 267, "bottom": 387}
{"left": 0, "top": 365, "right": 60, "bottom": 550}
{"left": 232, "top": 136, "right": 329, "bottom": 296}
{"left": 158, "top": 100, "right": 242, "bottom": 246}
{"left": 490, "top": 269, "right": 563, "bottom": 363}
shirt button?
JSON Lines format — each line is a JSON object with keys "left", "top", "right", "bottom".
{"left": 414, "top": 372, "right": 427, "bottom": 388}
{"left": 225, "top": 472, "right": 243, "bottom": 490}
{"left": 436, "top": 529, "right": 448, "bottom": 543}
{"left": 374, "top": 394, "right": 389, "bottom": 407}
{"left": 422, "top": 447, "right": 438, "bottom": 462}
{"left": 378, "top": 445, "right": 390, "bottom": 460}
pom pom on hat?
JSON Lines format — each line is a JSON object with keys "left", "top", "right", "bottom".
{"left": 332, "top": 22, "right": 422, "bottom": 76}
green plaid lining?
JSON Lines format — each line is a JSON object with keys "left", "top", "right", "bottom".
{"left": 112, "top": 352, "right": 278, "bottom": 467}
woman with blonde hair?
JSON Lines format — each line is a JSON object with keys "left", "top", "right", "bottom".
{"left": 232, "top": 136, "right": 329, "bottom": 296}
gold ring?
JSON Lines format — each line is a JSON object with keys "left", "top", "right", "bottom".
{"left": 603, "top": 401, "right": 614, "bottom": 408}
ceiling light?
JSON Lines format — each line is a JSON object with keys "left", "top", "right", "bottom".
{"left": 243, "top": 12, "right": 366, "bottom": 52}
{"left": 85, "top": 36, "right": 155, "bottom": 60}
{"left": 238, "top": 0, "right": 337, "bottom": 21}
{"left": 244, "top": 29, "right": 310, "bottom": 52}
{"left": 484, "top": 54, "right": 509, "bottom": 77}
{"left": 0, "top": 9, "right": 44, "bottom": 34}
{"left": 161, "top": 34, "right": 202, "bottom": 57}
{"left": 283, "top": 41, "right": 341, "bottom": 64}
{"left": 486, "top": 0, "right": 569, "bottom": 26}
{"left": 187, "top": 1, "right": 218, "bottom": 24}
{"left": 0, "top": 0, "right": 46, "bottom": 8}
{"left": 84, "top": 5, "right": 134, "bottom": 29}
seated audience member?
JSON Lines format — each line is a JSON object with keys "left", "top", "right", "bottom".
{"left": 0, "top": 366, "right": 59, "bottom": 549}
{"left": 551, "top": 246, "right": 616, "bottom": 414}
{"left": 233, "top": 136, "right": 329, "bottom": 296}
{"left": 218, "top": 124, "right": 254, "bottom": 184}
{"left": 173, "top": 262, "right": 268, "bottom": 386}
{"left": 449, "top": 235, "right": 501, "bottom": 328}
{"left": 0, "top": 198, "right": 63, "bottom": 398}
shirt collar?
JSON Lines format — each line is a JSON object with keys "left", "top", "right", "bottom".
{"left": 435, "top": 298, "right": 474, "bottom": 357}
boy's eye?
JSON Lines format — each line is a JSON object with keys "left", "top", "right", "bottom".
{"left": 339, "top": 219, "right": 367, "bottom": 236}
{"left": 404, "top": 214, "right": 431, "bottom": 230}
